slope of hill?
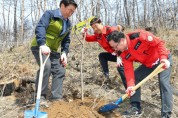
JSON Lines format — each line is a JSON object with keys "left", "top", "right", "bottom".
{"left": 0, "top": 29, "right": 178, "bottom": 118}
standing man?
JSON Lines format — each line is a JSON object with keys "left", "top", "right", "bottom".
{"left": 82, "top": 17, "right": 126, "bottom": 88}
{"left": 107, "top": 30, "right": 173, "bottom": 118}
{"left": 31, "top": 0, "right": 78, "bottom": 107}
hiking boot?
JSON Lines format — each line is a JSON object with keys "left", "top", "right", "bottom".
{"left": 40, "top": 96, "right": 49, "bottom": 108}
{"left": 122, "top": 106, "right": 142, "bottom": 116}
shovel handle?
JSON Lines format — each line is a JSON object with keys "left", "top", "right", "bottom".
{"left": 120, "top": 63, "right": 164, "bottom": 102}
{"left": 36, "top": 48, "right": 50, "bottom": 100}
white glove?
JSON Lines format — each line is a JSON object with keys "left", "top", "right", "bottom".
{"left": 160, "top": 59, "right": 170, "bottom": 69}
{"left": 61, "top": 52, "right": 67, "bottom": 67}
{"left": 40, "top": 45, "right": 51, "bottom": 55}
{"left": 111, "top": 52, "right": 117, "bottom": 56}
{"left": 126, "top": 86, "right": 136, "bottom": 97}
{"left": 117, "top": 56, "right": 123, "bottom": 67}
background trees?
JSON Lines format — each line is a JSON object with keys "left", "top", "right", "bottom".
{"left": 0, "top": 0, "right": 177, "bottom": 47}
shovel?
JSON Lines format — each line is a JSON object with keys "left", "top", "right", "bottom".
{"left": 24, "top": 48, "right": 49, "bottom": 118}
{"left": 98, "top": 63, "right": 164, "bottom": 113}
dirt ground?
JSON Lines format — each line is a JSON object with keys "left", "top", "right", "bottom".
{"left": 0, "top": 29, "right": 178, "bottom": 118}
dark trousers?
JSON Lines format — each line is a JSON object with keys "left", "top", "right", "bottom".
{"left": 98, "top": 52, "right": 127, "bottom": 88}
{"left": 131, "top": 54, "right": 173, "bottom": 115}
{"left": 31, "top": 46, "right": 65, "bottom": 99}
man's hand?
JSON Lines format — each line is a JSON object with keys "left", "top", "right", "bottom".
{"left": 61, "top": 53, "right": 67, "bottom": 67}
{"left": 81, "top": 27, "right": 88, "bottom": 37}
{"left": 40, "top": 45, "right": 51, "bottom": 55}
{"left": 117, "top": 56, "right": 123, "bottom": 67}
{"left": 160, "top": 59, "right": 170, "bottom": 69}
{"left": 126, "top": 86, "right": 135, "bottom": 97}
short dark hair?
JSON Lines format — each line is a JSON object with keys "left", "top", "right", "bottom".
{"left": 60, "top": 0, "right": 78, "bottom": 8}
{"left": 107, "top": 30, "right": 125, "bottom": 43}
{"left": 90, "top": 17, "right": 102, "bottom": 26}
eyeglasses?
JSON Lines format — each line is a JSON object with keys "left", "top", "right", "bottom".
{"left": 112, "top": 42, "right": 121, "bottom": 51}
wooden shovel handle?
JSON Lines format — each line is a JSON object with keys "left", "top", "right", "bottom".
{"left": 122, "top": 63, "right": 164, "bottom": 100}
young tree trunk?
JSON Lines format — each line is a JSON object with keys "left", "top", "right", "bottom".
{"left": 7, "top": 0, "right": 12, "bottom": 40}
{"left": 2, "top": 0, "right": 6, "bottom": 42}
{"left": 124, "top": 0, "right": 130, "bottom": 26}
{"left": 144, "top": 0, "right": 147, "bottom": 27}
{"left": 136, "top": 0, "right": 140, "bottom": 26}
{"left": 13, "top": 0, "right": 18, "bottom": 43}
{"left": 20, "top": 0, "right": 24, "bottom": 42}
{"left": 102, "top": 0, "right": 108, "bottom": 24}
{"left": 96, "top": 0, "right": 101, "bottom": 18}
{"left": 44, "top": 0, "right": 46, "bottom": 11}
{"left": 37, "top": 0, "right": 41, "bottom": 20}
{"left": 132, "top": 0, "right": 136, "bottom": 28}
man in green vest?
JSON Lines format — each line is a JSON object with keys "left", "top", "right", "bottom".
{"left": 31, "top": 0, "right": 78, "bottom": 107}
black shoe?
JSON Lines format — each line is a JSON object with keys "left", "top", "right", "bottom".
{"left": 162, "top": 112, "right": 171, "bottom": 118}
{"left": 104, "top": 73, "right": 109, "bottom": 80}
{"left": 122, "top": 106, "right": 142, "bottom": 116}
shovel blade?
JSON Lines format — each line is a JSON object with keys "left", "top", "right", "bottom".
{"left": 24, "top": 110, "right": 48, "bottom": 118}
{"left": 98, "top": 102, "right": 119, "bottom": 113}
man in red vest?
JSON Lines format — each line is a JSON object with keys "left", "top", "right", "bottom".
{"left": 107, "top": 30, "right": 173, "bottom": 118}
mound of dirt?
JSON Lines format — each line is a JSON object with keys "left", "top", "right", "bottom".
{"left": 43, "top": 98, "right": 105, "bottom": 118}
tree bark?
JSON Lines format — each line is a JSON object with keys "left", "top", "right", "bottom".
{"left": 13, "top": 0, "right": 18, "bottom": 43}
{"left": 21, "top": 0, "right": 24, "bottom": 41}
{"left": 124, "top": 0, "right": 130, "bottom": 26}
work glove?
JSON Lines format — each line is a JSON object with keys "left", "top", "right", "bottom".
{"left": 160, "top": 59, "right": 170, "bottom": 69}
{"left": 126, "top": 86, "right": 136, "bottom": 97}
{"left": 111, "top": 52, "right": 117, "bottom": 56}
{"left": 40, "top": 45, "right": 51, "bottom": 55}
{"left": 61, "top": 52, "right": 67, "bottom": 67}
{"left": 117, "top": 56, "right": 123, "bottom": 67}
{"left": 81, "top": 27, "right": 88, "bottom": 37}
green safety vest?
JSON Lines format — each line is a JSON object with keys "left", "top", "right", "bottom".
{"left": 31, "top": 18, "right": 69, "bottom": 52}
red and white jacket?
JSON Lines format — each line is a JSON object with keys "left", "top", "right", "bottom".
{"left": 120, "top": 29, "right": 170, "bottom": 87}
{"left": 85, "top": 26, "right": 117, "bottom": 53}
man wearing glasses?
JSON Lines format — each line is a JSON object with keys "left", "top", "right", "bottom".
{"left": 107, "top": 30, "right": 173, "bottom": 118}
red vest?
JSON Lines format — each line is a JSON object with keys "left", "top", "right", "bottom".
{"left": 120, "top": 29, "right": 170, "bottom": 87}
{"left": 85, "top": 26, "right": 117, "bottom": 53}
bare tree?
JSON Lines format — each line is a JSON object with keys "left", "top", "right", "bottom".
{"left": 124, "top": 0, "right": 130, "bottom": 26}
{"left": 1, "top": 0, "right": 178, "bottom": 46}
{"left": 167, "top": 0, "right": 177, "bottom": 29}
{"left": 13, "top": 0, "right": 18, "bottom": 43}
{"left": 132, "top": 0, "right": 136, "bottom": 28}
{"left": 101, "top": 0, "right": 108, "bottom": 24}
{"left": 2, "top": 0, "right": 6, "bottom": 41}
{"left": 37, "top": 0, "right": 41, "bottom": 20}
{"left": 96, "top": 0, "right": 101, "bottom": 17}
{"left": 20, "top": 0, "right": 24, "bottom": 41}
{"left": 136, "top": 0, "right": 140, "bottom": 26}
{"left": 144, "top": 0, "right": 147, "bottom": 27}
{"left": 7, "top": 0, "right": 12, "bottom": 40}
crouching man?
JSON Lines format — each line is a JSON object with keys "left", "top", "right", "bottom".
{"left": 107, "top": 30, "right": 173, "bottom": 118}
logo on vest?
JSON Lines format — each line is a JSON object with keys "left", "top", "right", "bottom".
{"left": 147, "top": 36, "right": 153, "bottom": 41}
